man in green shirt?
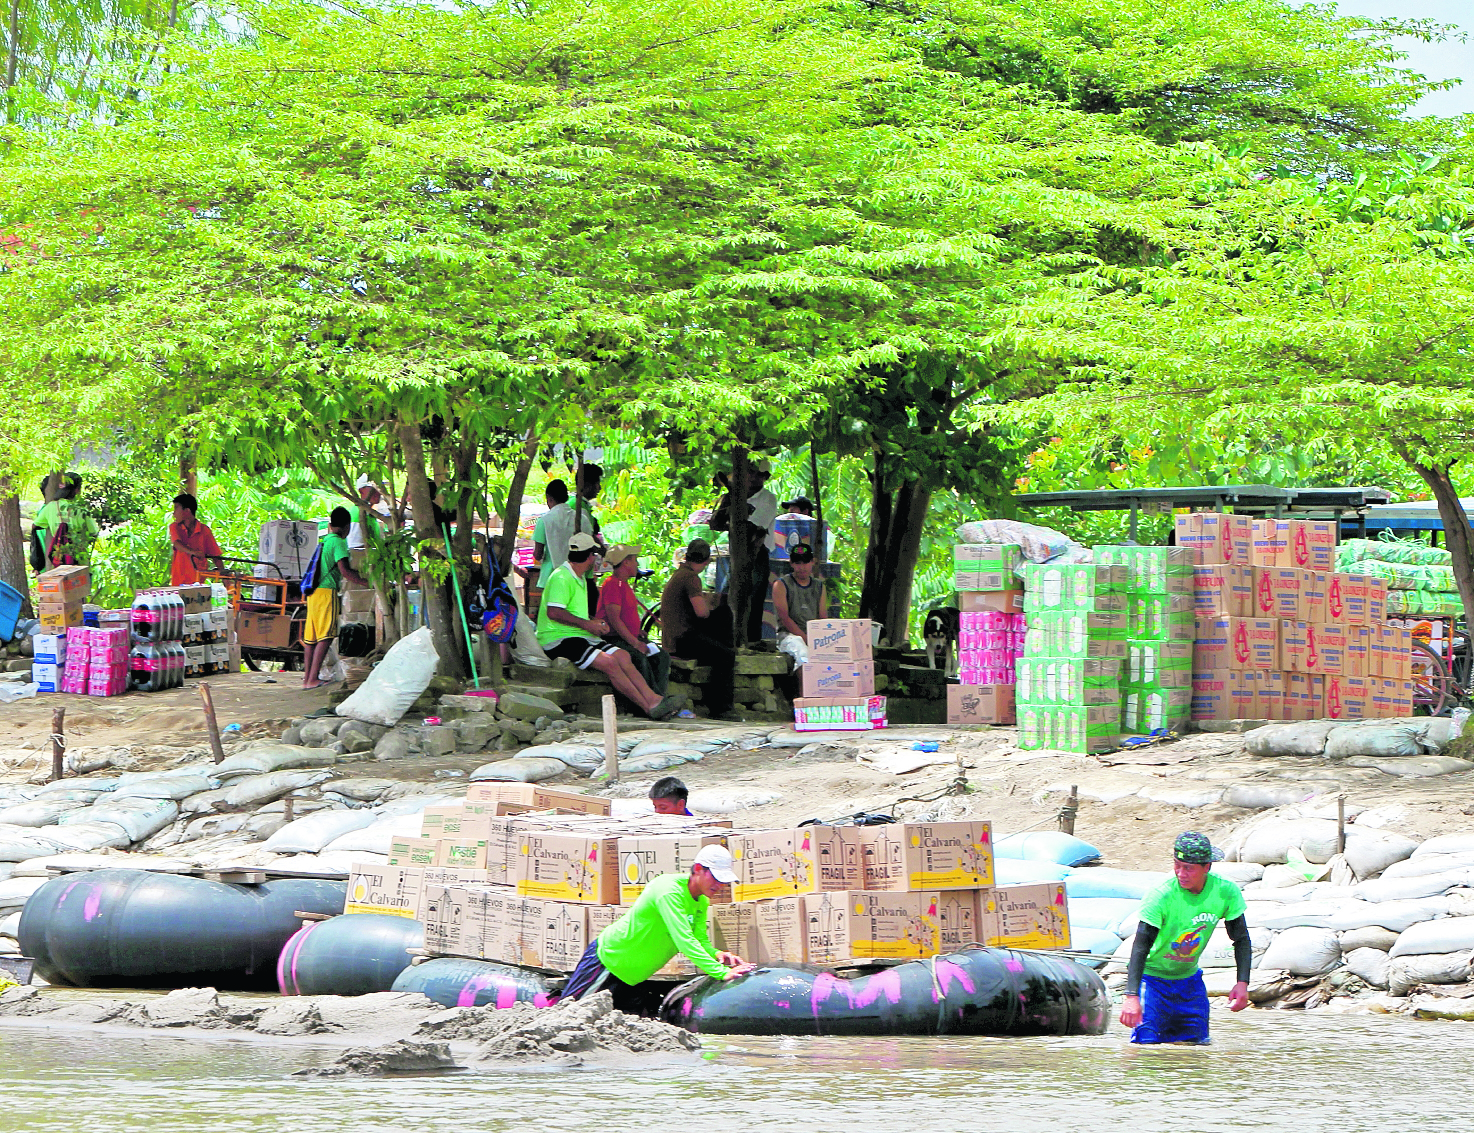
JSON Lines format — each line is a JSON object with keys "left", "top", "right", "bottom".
{"left": 34, "top": 473, "right": 100, "bottom": 569}
{"left": 559, "top": 845, "right": 750, "bottom": 1011}
{"left": 1119, "top": 832, "right": 1251, "bottom": 1044}
{"left": 537, "top": 531, "right": 679, "bottom": 720}
{"left": 302, "top": 507, "right": 366, "bottom": 689}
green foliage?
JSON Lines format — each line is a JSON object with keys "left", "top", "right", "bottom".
{"left": 77, "top": 466, "right": 170, "bottom": 529}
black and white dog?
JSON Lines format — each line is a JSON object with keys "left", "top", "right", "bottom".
{"left": 923, "top": 606, "right": 960, "bottom": 676}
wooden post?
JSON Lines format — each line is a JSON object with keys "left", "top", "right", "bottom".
{"left": 1059, "top": 784, "right": 1078, "bottom": 835}
{"left": 602, "top": 694, "right": 618, "bottom": 782}
{"left": 283, "top": 795, "right": 295, "bottom": 825}
{"left": 199, "top": 682, "right": 227, "bottom": 765}
{"left": 1336, "top": 794, "right": 1346, "bottom": 856}
{"left": 50, "top": 707, "right": 65, "bottom": 782}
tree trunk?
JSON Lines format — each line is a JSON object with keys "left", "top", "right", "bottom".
{"left": 397, "top": 423, "right": 466, "bottom": 678}
{"left": 729, "top": 449, "right": 755, "bottom": 646}
{"left": 1412, "top": 460, "right": 1474, "bottom": 646}
{"left": 881, "top": 481, "right": 932, "bottom": 649}
{"left": 179, "top": 450, "right": 197, "bottom": 496}
{"left": 0, "top": 481, "right": 32, "bottom": 617}
{"left": 859, "top": 448, "right": 892, "bottom": 619}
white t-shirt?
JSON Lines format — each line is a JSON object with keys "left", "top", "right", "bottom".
{"left": 749, "top": 489, "right": 778, "bottom": 552}
{"left": 536, "top": 499, "right": 600, "bottom": 585}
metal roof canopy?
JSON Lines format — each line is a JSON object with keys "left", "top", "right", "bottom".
{"left": 1349, "top": 498, "right": 1474, "bottom": 536}
{"left": 1016, "top": 485, "right": 1395, "bottom": 542}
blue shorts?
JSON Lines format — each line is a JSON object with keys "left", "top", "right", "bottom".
{"left": 1131, "top": 971, "right": 1210, "bottom": 1045}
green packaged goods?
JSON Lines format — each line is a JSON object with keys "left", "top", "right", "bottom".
{"left": 953, "top": 544, "right": 1024, "bottom": 572}
{"left": 1024, "top": 612, "right": 1128, "bottom": 659}
{"left": 1385, "top": 590, "right": 1464, "bottom": 617}
{"left": 1128, "top": 640, "right": 1194, "bottom": 683}
{"left": 1336, "top": 538, "right": 1451, "bottom": 568}
{"left": 1024, "top": 587, "right": 1128, "bottom": 615}
{"left": 1127, "top": 593, "right": 1196, "bottom": 639}
{"left": 1352, "top": 559, "right": 1456, "bottom": 592}
{"left": 1016, "top": 563, "right": 1101, "bottom": 609}
{"left": 1016, "top": 658, "right": 1122, "bottom": 705}
{"left": 1019, "top": 704, "right": 1120, "bottom": 753}
{"left": 1122, "top": 687, "right": 1193, "bottom": 734}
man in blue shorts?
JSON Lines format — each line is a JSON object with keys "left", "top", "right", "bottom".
{"left": 1119, "top": 832, "right": 1251, "bottom": 1044}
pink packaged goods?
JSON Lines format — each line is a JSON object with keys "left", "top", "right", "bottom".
{"left": 959, "top": 667, "right": 1016, "bottom": 687}
{"left": 61, "top": 671, "right": 88, "bottom": 694}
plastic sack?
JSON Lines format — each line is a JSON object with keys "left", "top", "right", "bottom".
{"left": 1336, "top": 538, "right": 1451, "bottom": 568}
{"left": 0, "top": 826, "right": 63, "bottom": 862}
{"left": 617, "top": 752, "right": 704, "bottom": 775}
{"left": 1256, "top": 926, "right": 1341, "bottom": 976}
{"left": 39, "top": 822, "right": 130, "bottom": 852}
{"left": 0, "top": 800, "right": 82, "bottom": 828}
{"left": 1390, "top": 918, "right": 1474, "bottom": 958}
{"left": 1326, "top": 898, "right": 1450, "bottom": 934}
{"left": 113, "top": 774, "right": 218, "bottom": 801}
{"left": 63, "top": 797, "right": 178, "bottom": 843}
{"left": 262, "top": 810, "right": 376, "bottom": 854}
{"left": 468, "top": 757, "right": 569, "bottom": 784}
{"left": 1338, "top": 926, "right": 1400, "bottom": 952}
{"left": 1243, "top": 721, "right": 1337, "bottom": 758}
{"left": 1070, "top": 927, "right": 1124, "bottom": 955}
{"left": 0, "top": 683, "right": 37, "bottom": 703}
{"left": 1066, "top": 897, "right": 1140, "bottom": 932}
{"left": 1355, "top": 558, "right": 1456, "bottom": 591}
{"left": 1343, "top": 947, "right": 1391, "bottom": 989}
{"left": 1221, "top": 785, "right": 1316, "bottom": 810}
{"left": 1239, "top": 819, "right": 1341, "bottom": 866}
{"left": 1385, "top": 590, "right": 1464, "bottom": 617}
{"left": 516, "top": 744, "right": 603, "bottom": 773}
{"left": 1385, "top": 852, "right": 1474, "bottom": 879}
{"left": 994, "top": 831, "right": 1101, "bottom": 867}
{"left": 1212, "top": 862, "right": 1265, "bottom": 885}
{"left": 1341, "top": 832, "right": 1420, "bottom": 879}
{"left": 335, "top": 626, "right": 439, "bottom": 728}
{"left": 1064, "top": 868, "right": 1165, "bottom": 900}
{"left": 686, "top": 789, "right": 781, "bottom": 815}
{"left": 223, "top": 771, "right": 335, "bottom": 811}
{"left": 214, "top": 743, "right": 336, "bottom": 778}
{"left": 1388, "top": 950, "right": 1473, "bottom": 995}
{"left": 994, "top": 859, "right": 1072, "bottom": 886}
{"left": 1413, "top": 833, "right": 1474, "bottom": 859}
{"left": 1355, "top": 872, "right": 1472, "bottom": 903}
{"left": 1323, "top": 721, "right": 1425, "bottom": 760}
{"left": 0, "top": 876, "right": 48, "bottom": 910}
{"left": 956, "top": 519, "right": 1080, "bottom": 564}
{"left": 322, "top": 813, "right": 426, "bottom": 856}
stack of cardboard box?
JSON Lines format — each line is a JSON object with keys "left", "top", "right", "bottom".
{"left": 253, "top": 519, "right": 318, "bottom": 603}
{"left": 347, "top": 789, "right": 1072, "bottom": 975}
{"left": 947, "top": 544, "right": 1025, "bottom": 725}
{"left": 1186, "top": 513, "right": 1412, "bottom": 721}
{"left": 36, "top": 565, "right": 89, "bottom": 632}
{"left": 794, "top": 618, "right": 886, "bottom": 731}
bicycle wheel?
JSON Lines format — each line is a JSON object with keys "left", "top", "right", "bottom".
{"left": 1410, "top": 638, "right": 1456, "bottom": 716}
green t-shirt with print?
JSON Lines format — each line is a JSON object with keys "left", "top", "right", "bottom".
{"left": 316, "top": 532, "right": 351, "bottom": 591}
{"left": 536, "top": 562, "right": 591, "bottom": 647}
{"left": 1137, "top": 872, "right": 1246, "bottom": 980}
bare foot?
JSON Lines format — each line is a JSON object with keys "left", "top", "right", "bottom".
{"left": 302, "top": 679, "right": 323, "bottom": 690}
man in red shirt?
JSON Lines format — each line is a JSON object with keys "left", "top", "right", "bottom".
{"left": 169, "top": 493, "right": 224, "bottom": 586}
{"left": 596, "top": 545, "right": 669, "bottom": 696}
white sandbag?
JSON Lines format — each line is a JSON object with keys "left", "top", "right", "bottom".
{"left": 513, "top": 744, "right": 603, "bottom": 772}
{"left": 685, "top": 789, "right": 781, "bottom": 815}
{"left": 335, "top": 626, "right": 439, "bottom": 727}
{"left": 0, "top": 876, "right": 48, "bottom": 910}
{"left": 1196, "top": 924, "right": 1270, "bottom": 969}
{"left": 1260, "top": 864, "right": 1318, "bottom": 888}
{"left": 0, "top": 800, "right": 82, "bottom": 827}
{"left": 1390, "top": 917, "right": 1474, "bottom": 958}
{"left": 1355, "top": 871, "right": 1472, "bottom": 903}
{"left": 1070, "top": 927, "right": 1124, "bottom": 955}
{"left": 1064, "top": 868, "right": 1165, "bottom": 900}
{"left": 469, "top": 757, "right": 569, "bottom": 783}
{"left": 1323, "top": 721, "right": 1425, "bottom": 759}
{"left": 1343, "top": 947, "right": 1391, "bottom": 989}
{"left": 1326, "top": 897, "right": 1450, "bottom": 934}
{"left": 1256, "top": 926, "right": 1342, "bottom": 976}
{"left": 1135, "top": 783, "right": 1223, "bottom": 808}
{"left": 64, "top": 797, "right": 178, "bottom": 843}
{"left": 996, "top": 859, "right": 1073, "bottom": 886}
{"left": 995, "top": 831, "right": 1102, "bottom": 867}
{"left": 618, "top": 751, "right": 705, "bottom": 775}
{"left": 1384, "top": 852, "right": 1474, "bottom": 879}
{"left": 1251, "top": 902, "right": 1351, "bottom": 931}
{"left": 261, "top": 809, "right": 376, "bottom": 854}
{"left": 1341, "top": 832, "right": 1420, "bottom": 879}
{"left": 1413, "top": 833, "right": 1474, "bottom": 859}
{"left": 39, "top": 822, "right": 131, "bottom": 851}
{"left": 1388, "top": 950, "right": 1473, "bottom": 995}
{"left": 323, "top": 779, "right": 398, "bottom": 803}
{"left": 34, "top": 778, "right": 115, "bottom": 797}
{"left": 113, "top": 774, "right": 218, "bottom": 801}
{"left": 213, "top": 743, "right": 336, "bottom": 777}
{"left": 179, "top": 788, "right": 233, "bottom": 816}
{"left": 293, "top": 850, "right": 387, "bottom": 875}
{"left": 1212, "top": 862, "right": 1264, "bottom": 885}
{"left": 183, "top": 813, "right": 251, "bottom": 842}
{"left": 222, "top": 770, "right": 334, "bottom": 810}
{"left": 1067, "top": 897, "right": 1140, "bottom": 931}
{"left": 322, "top": 813, "right": 425, "bottom": 856}
{"left": 371, "top": 795, "right": 461, "bottom": 818}
{"left": 1244, "top": 721, "right": 1337, "bottom": 757}
{"left": 1241, "top": 882, "right": 1329, "bottom": 902}
{"left": 1339, "top": 925, "right": 1400, "bottom": 952}
{"left": 1221, "top": 785, "right": 1316, "bottom": 809}
{"left": 1240, "top": 818, "right": 1341, "bottom": 866}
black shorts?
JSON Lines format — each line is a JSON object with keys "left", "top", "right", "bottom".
{"left": 544, "top": 636, "right": 620, "bottom": 670}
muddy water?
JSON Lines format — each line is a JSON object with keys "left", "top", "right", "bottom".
{"left": 0, "top": 1010, "right": 1468, "bottom": 1133}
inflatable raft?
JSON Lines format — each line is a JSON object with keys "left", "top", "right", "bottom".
{"left": 390, "top": 956, "right": 556, "bottom": 1008}
{"left": 278, "top": 913, "right": 424, "bottom": 996}
{"left": 18, "top": 869, "right": 347, "bottom": 990}
{"left": 661, "top": 947, "right": 1110, "bottom": 1037}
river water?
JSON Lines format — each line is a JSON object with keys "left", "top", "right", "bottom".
{"left": 0, "top": 1009, "right": 1467, "bottom": 1133}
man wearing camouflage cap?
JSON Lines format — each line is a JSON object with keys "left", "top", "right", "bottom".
{"left": 1119, "top": 832, "right": 1251, "bottom": 1044}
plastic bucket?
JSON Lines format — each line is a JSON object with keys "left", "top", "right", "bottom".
{"left": 0, "top": 581, "right": 22, "bottom": 643}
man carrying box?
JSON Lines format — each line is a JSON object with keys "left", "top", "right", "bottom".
{"left": 1118, "top": 832, "right": 1250, "bottom": 1044}
{"left": 559, "top": 845, "right": 750, "bottom": 1011}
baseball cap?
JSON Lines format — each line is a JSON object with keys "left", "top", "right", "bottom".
{"left": 604, "top": 544, "right": 640, "bottom": 567}
{"left": 355, "top": 473, "right": 373, "bottom": 489}
{"left": 568, "top": 532, "right": 598, "bottom": 553}
{"left": 788, "top": 542, "right": 815, "bottom": 563}
{"left": 1174, "top": 831, "right": 1223, "bottom": 864}
{"left": 693, "top": 844, "right": 738, "bottom": 884}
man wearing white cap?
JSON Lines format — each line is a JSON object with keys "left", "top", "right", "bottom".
{"left": 347, "top": 475, "right": 389, "bottom": 553}
{"left": 537, "top": 531, "right": 680, "bottom": 719}
{"left": 559, "top": 845, "right": 751, "bottom": 1009}
{"left": 597, "top": 543, "right": 670, "bottom": 695}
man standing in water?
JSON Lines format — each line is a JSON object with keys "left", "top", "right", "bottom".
{"left": 1119, "top": 832, "right": 1251, "bottom": 1043}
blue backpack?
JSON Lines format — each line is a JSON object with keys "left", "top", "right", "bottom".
{"left": 299, "top": 544, "right": 325, "bottom": 596}
{"left": 482, "top": 578, "right": 518, "bottom": 643}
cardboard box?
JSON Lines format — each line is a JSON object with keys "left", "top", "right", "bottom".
{"left": 617, "top": 834, "right": 726, "bottom": 905}
{"left": 37, "top": 602, "right": 84, "bottom": 631}
{"left": 512, "top": 832, "right": 619, "bottom": 904}
{"left": 1192, "top": 564, "right": 1253, "bottom": 618}
{"left": 1279, "top": 620, "right": 1309, "bottom": 673}
{"left": 32, "top": 634, "right": 67, "bottom": 664}
{"left": 236, "top": 610, "right": 293, "bottom": 649}
{"left": 801, "top": 661, "right": 876, "bottom": 698}
{"left": 420, "top": 882, "right": 476, "bottom": 956}
{"left": 258, "top": 519, "right": 319, "bottom": 578}
{"left": 804, "top": 890, "right": 942, "bottom": 964}
{"left": 1344, "top": 624, "right": 1371, "bottom": 677}
{"left": 31, "top": 662, "right": 58, "bottom": 692}
{"left": 465, "top": 783, "right": 611, "bottom": 816}
{"left": 979, "top": 883, "right": 1071, "bottom": 950}
{"left": 958, "top": 589, "right": 1024, "bottom": 614}
{"left": 1193, "top": 617, "right": 1278, "bottom": 671}
{"left": 1383, "top": 624, "right": 1411, "bottom": 679}
{"left": 1018, "top": 703, "right": 1121, "bottom": 753}
{"left": 1308, "top": 674, "right": 1325, "bottom": 719}
{"left": 387, "top": 836, "right": 440, "bottom": 868}
{"left": 710, "top": 898, "right": 808, "bottom": 965}
{"left": 1017, "top": 563, "right": 1114, "bottom": 610}
{"left": 1282, "top": 672, "right": 1312, "bottom": 720}
{"left": 1367, "top": 578, "right": 1388, "bottom": 624}
{"left": 709, "top": 902, "right": 756, "bottom": 958}
{"left": 534, "top": 898, "right": 594, "bottom": 971}
{"left": 1175, "top": 513, "right": 1254, "bottom": 566}
{"left": 1123, "top": 685, "right": 1193, "bottom": 732}
{"left": 1307, "top": 622, "right": 1345, "bottom": 675}
{"left": 1252, "top": 519, "right": 1335, "bottom": 570}
{"left": 37, "top": 565, "right": 90, "bottom": 598}
{"left": 953, "top": 543, "right": 1024, "bottom": 572}
{"left": 436, "top": 838, "right": 489, "bottom": 870}
{"left": 793, "top": 695, "right": 888, "bottom": 732}
{"left": 857, "top": 821, "right": 994, "bottom": 892}
{"left": 1301, "top": 571, "right": 1327, "bottom": 624}
{"left": 1253, "top": 567, "right": 1305, "bottom": 621}
{"left": 805, "top": 619, "right": 874, "bottom": 663}
{"left": 1341, "top": 573, "right": 1371, "bottom": 625}
{"left": 731, "top": 827, "right": 861, "bottom": 902}
{"left": 1190, "top": 670, "right": 1255, "bottom": 720}
{"left": 953, "top": 568, "right": 1014, "bottom": 592}
{"left": 1323, "top": 674, "right": 1369, "bottom": 721}
{"left": 1254, "top": 670, "right": 1285, "bottom": 720}
{"left": 1324, "top": 573, "right": 1348, "bottom": 624}
{"left": 345, "top": 863, "right": 422, "bottom": 918}
{"left": 1128, "top": 593, "right": 1196, "bottom": 640}
{"left": 937, "top": 890, "right": 982, "bottom": 952}
{"left": 946, "top": 684, "right": 1015, "bottom": 725}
